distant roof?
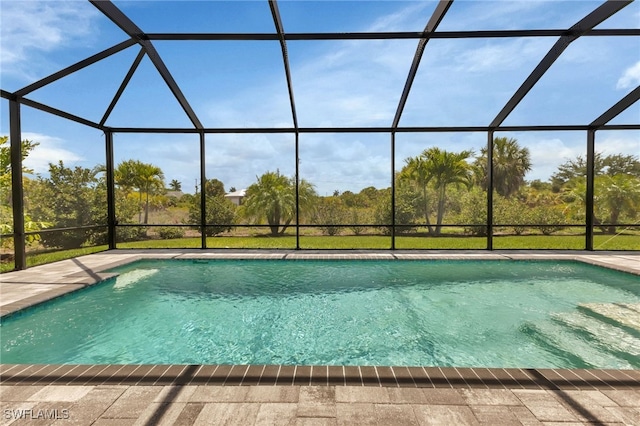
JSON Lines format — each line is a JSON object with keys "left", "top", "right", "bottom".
{"left": 225, "top": 189, "right": 246, "bottom": 198}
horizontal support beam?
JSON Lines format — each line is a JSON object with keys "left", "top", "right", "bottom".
{"left": 144, "top": 28, "right": 640, "bottom": 41}
{"left": 0, "top": 89, "right": 14, "bottom": 100}
{"left": 104, "top": 124, "right": 640, "bottom": 134}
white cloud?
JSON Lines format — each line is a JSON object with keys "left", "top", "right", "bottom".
{"left": 21, "top": 132, "right": 84, "bottom": 175}
{"left": 453, "top": 38, "right": 550, "bottom": 73}
{"left": 438, "top": 1, "right": 554, "bottom": 31}
{"left": 0, "top": 0, "right": 99, "bottom": 80}
{"left": 528, "top": 137, "right": 583, "bottom": 181}
{"left": 595, "top": 133, "right": 640, "bottom": 156}
{"left": 616, "top": 61, "right": 640, "bottom": 90}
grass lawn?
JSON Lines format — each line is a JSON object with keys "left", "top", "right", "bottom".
{"left": 0, "top": 245, "right": 109, "bottom": 273}
{"left": 2, "top": 233, "right": 637, "bottom": 273}
{"left": 103, "top": 233, "right": 640, "bottom": 251}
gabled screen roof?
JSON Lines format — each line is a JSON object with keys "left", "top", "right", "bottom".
{"left": 1, "top": 0, "right": 638, "bottom": 132}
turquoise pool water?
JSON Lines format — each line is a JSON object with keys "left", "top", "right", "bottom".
{"left": 1, "top": 260, "right": 639, "bottom": 368}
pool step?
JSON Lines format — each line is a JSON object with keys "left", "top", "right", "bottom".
{"left": 113, "top": 269, "right": 159, "bottom": 290}
{"left": 521, "top": 320, "right": 634, "bottom": 369}
{"left": 551, "top": 311, "right": 640, "bottom": 363}
{"left": 578, "top": 303, "right": 640, "bottom": 332}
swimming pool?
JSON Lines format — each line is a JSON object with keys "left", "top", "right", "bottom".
{"left": 1, "top": 259, "right": 639, "bottom": 368}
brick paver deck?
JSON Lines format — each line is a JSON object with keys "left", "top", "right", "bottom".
{"left": 1, "top": 250, "right": 638, "bottom": 424}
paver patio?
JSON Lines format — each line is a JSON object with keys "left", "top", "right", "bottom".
{"left": 1, "top": 250, "right": 638, "bottom": 424}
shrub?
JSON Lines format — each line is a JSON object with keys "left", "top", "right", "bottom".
{"left": 456, "top": 189, "right": 488, "bottom": 236}
{"left": 189, "top": 196, "right": 236, "bottom": 236}
{"left": 157, "top": 226, "right": 185, "bottom": 239}
{"left": 313, "top": 197, "right": 347, "bottom": 236}
{"left": 532, "top": 205, "right": 566, "bottom": 235}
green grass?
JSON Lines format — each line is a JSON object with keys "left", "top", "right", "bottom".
{"left": 494, "top": 235, "right": 640, "bottom": 250}
{"left": 395, "top": 236, "right": 487, "bottom": 249}
{"left": 299, "top": 235, "right": 391, "bottom": 249}
{"left": 2, "top": 233, "right": 637, "bottom": 272}
{"left": 118, "top": 233, "right": 639, "bottom": 250}
{"left": 0, "top": 245, "right": 109, "bottom": 273}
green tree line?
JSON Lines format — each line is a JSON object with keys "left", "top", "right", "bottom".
{"left": 1, "top": 135, "right": 639, "bottom": 252}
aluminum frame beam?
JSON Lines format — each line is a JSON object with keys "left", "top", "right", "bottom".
{"left": 90, "top": 0, "right": 203, "bottom": 129}
{"left": 269, "top": 0, "right": 299, "bottom": 129}
{"left": 392, "top": 0, "right": 453, "bottom": 129}
{"left": 14, "top": 39, "right": 136, "bottom": 97}
{"left": 20, "top": 98, "right": 102, "bottom": 129}
{"left": 590, "top": 86, "right": 640, "bottom": 128}
{"left": 143, "top": 28, "right": 639, "bottom": 41}
{"left": 490, "top": 0, "right": 632, "bottom": 128}
{"left": 586, "top": 130, "right": 596, "bottom": 250}
{"left": 103, "top": 124, "right": 640, "bottom": 134}
{"left": 105, "top": 132, "right": 117, "bottom": 249}
{"left": 9, "top": 100, "right": 26, "bottom": 270}
{"left": 100, "top": 48, "right": 146, "bottom": 126}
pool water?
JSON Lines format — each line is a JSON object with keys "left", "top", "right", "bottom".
{"left": 1, "top": 260, "right": 639, "bottom": 368}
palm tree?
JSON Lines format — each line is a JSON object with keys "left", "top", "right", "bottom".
{"left": 476, "top": 137, "right": 531, "bottom": 197}
{"left": 421, "top": 147, "right": 474, "bottom": 235}
{"left": 114, "top": 160, "right": 165, "bottom": 224}
{"left": 169, "top": 179, "right": 182, "bottom": 191}
{"left": 137, "top": 163, "right": 165, "bottom": 224}
{"left": 401, "top": 148, "right": 473, "bottom": 235}
{"left": 597, "top": 174, "right": 640, "bottom": 234}
{"left": 243, "top": 170, "right": 316, "bottom": 236}
{"left": 400, "top": 155, "right": 434, "bottom": 234}
{"left": 114, "top": 159, "right": 139, "bottom": 193}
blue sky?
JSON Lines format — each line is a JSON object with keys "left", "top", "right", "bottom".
{"left": 1, "top": 0, "right": 639, "bottom": 195}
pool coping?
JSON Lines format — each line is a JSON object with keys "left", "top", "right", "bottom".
{"left": 1, "top": 363, "right": 639, "bottom": 390}
{"left": 1, "top": 249, "right": 639, "bottom": 391}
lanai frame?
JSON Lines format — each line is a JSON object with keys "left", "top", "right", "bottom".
{"left": 2, "top": 0, "right": 639, "bottom": 270}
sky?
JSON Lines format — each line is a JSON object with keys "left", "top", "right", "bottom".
{"left": 1, "top": 0, "right": 639, "bottom": 195}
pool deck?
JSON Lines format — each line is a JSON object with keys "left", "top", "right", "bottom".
{"left": 1, "top": 249, "right": 639, "bottom": 425}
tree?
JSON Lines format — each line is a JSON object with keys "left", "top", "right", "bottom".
{"left": 89, "top": 175, "right": 144, "bottom": 244}
{"left": 0, "top": 136, "right": 39, "bottom": 177}
{"left": 168, "top": 179, "right": 182, "bottom": 191}
{"left": 242, "top": 170, "right": 317, "bottom": 236}
{"left": 373, "top": 184, "right": 416, "bottom": 235}
{"left": 401, "top": 147, "right": 474, "bottom": 235}
{"left": 551, "top": 152, "right": 640, "bottom": 190}
{"left": 114, "top": 160, "right": 165, "bottom": 224}
{"left": 138, "top": 163, "right": 165, "bottom": 224}
{"left": 424, "top": 147, "right": 474, "bottom": 235}
{"left": 188, "top": 178, "right": 236, "bottom": 236}
{"left": 0, "top": 136, "right": 39, "bottom": 205}
{"left": 555, "top": 153, "right": 640, "bottom": 234}
{"left": 476, "top": 137, "right": 531, "bottom": 197}
{"left": 0, "top": 136, "right": 47, "bottom": 250}
{"left": 28, "top": 161, "right": 98, "bottom": 248}
{"left": 399, "top": 155, "right": 434, "bottom": 234}
{"left": 456, "top": 187, "right": 488, "bottom": 236}
{"left": 596, "top": 174, "right": 640, "bottom": 233}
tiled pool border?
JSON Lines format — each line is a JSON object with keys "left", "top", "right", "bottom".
{"left": 1, "top": 363, "right": 639, "bottom": 389}
{"left": 1, "top": 250, "right": 638, "bottom": 390}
